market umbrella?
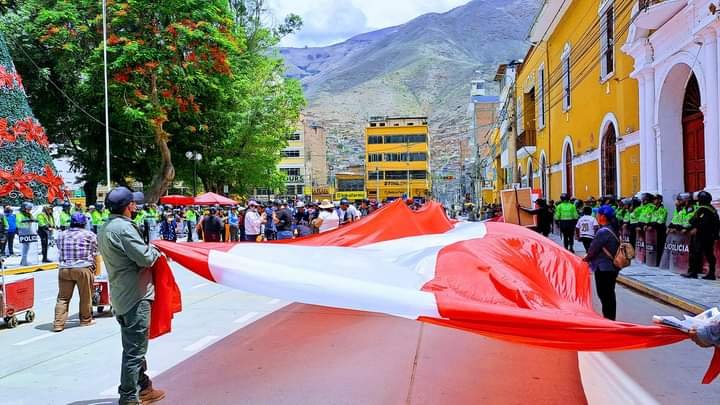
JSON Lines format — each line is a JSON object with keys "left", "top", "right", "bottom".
{"left": 193, "top": 192, "right": 238, "bottom": 206}
{"left": 159, "top": 195, "right": 195, "bottom": 205}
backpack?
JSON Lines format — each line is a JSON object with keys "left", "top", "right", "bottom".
{"left": 601, "top": 228, "right": 635, "bottom": 269}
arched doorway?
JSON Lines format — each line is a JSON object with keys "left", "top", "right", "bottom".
{"left": 564, "top": 141, "right": 574, "bottom": 196}
{"left": 601, "top": 124, "right": 618, "bottom": 196}
{"left": 682, "top": 73, "right": 704, "bottom": 193}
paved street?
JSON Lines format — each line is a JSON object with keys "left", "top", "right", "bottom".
{"left": 0, "top": 253, "right": 718, "bottom": 404}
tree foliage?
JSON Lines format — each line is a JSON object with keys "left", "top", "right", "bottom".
{"left": 1, "top": 0, "right": 305, "bottom": 202}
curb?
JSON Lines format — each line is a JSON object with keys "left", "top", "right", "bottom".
{"left": 2, "top": 262, "right": 58, "bottom": 276}
{"left": 616, "top": 275, "right": 708, "bottom": 315}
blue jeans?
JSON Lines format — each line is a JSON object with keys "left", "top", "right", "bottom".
{"left": 277, "top": 230, "right": 293, "bottom": 240}
{"left": 116, "top": 299, "right": 152, "bottom": 404}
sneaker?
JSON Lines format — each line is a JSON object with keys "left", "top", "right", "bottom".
{"left": 52, "top": 326, "right": 64, "bottom": 333}
{"left": 681, "top": 273, "right": 698, "bottom": 279}
{"left": 139, "top": 388, "right": 166, "bottom": 404}
{"left": 702, "top": 275, "right": 717, "bottom": 280}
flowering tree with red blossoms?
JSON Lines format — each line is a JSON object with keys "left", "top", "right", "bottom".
{"left": 0, "top": 32, "right": 65, "bottom": 207}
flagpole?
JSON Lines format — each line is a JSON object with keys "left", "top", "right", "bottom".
{"left": 102, "top": 0, "right": 111, "bottom": 190}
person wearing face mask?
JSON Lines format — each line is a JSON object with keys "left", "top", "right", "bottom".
{"left": 98, "top": 187, "right": 165, "bottom": 405}
{"left": 158, "top": 212, "right": 178, "bottom": 242}
{"left": 244, "top": 200, "right": 264, "bottom": 242}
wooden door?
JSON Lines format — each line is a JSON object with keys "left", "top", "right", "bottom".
{"left": 683, "top": 113, "right": 705, "bottom": 193}
{"left": 565, "top": 146, "right": 573, "bottom": 196}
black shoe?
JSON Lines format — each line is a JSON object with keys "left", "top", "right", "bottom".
{"left": 42, "top": 259, "right": 52, "bottom": 263}
{"left": 702, "top": 275, "right": 716, "bottom": 280}
{"left": 681, "top": 273, "right": 698, "bottom": 279}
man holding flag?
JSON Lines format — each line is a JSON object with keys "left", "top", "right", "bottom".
{"left": 98, "top": 187, "right": 165, "bottom": 405}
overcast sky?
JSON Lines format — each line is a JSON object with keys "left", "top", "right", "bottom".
{"left": 267, "top": 0, "right": 469, "bottom": 48}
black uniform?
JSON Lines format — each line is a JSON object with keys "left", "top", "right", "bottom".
{"left": 687, "top": 205, "right": 720, "bottom": 279}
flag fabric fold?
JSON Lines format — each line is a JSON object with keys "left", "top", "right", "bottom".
{"left": 152, "top": 200, "right": 718, "bottom": 383}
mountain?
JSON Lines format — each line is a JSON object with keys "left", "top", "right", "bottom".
{"left": 280, "top": 0, "right": 541, "bottom": 176}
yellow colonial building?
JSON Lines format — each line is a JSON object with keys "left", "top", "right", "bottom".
{"left": 365, "top": 116, "right": 431, "bottom": 201}
{"left": 511, "top": 0, "right": 641, "bottom": 201}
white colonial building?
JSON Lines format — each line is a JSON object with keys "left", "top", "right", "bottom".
{"left": 623, "top": 0, "right": 720, "bottom": 204}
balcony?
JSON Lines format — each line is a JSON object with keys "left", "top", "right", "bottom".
{"left": 635, "top": 0, "right": 687, "bottom": 30}
{"left": 516, "top": 129, "right": 536, "bottom": 159}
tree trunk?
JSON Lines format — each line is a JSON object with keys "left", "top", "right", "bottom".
{"left": 145, "top": 133, "right": 175, "bottom": 203}
{"left": 83, "top": 179, "right": 98, "bottom": 206}
{"left": 145, "top": 73, "right": 175, "bottom": 203}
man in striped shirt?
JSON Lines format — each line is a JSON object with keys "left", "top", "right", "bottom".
{"left": 53, "top": 212, "right": 98, "bottom": 332}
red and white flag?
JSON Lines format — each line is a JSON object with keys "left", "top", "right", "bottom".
{"left": 153, "top": 200, "right": 719, "bottom": 383}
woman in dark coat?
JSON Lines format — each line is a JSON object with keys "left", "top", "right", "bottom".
{"left": 583, "top": 205, "right": 621, "bottom": 320}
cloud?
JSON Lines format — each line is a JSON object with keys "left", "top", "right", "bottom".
{"left": 268, "top": 0, "right": 469, "bottom": 48}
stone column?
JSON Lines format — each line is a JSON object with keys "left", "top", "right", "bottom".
{"left": 640, "top": 69, "right": 658, "bottom": 194}
{"left": 702, "top": 29, "right": 720, "bottom": 198}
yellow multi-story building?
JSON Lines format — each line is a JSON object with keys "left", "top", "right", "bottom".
{"left": 277, "top": 127, "right": 307, "bottom": 199}
{"left": 365, "top": 116, "right": 431, "bottom": 201}
{"left": 511, "top": 0, "right": 641, "bottom": 201}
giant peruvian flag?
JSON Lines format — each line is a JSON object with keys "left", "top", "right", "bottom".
{"left": 152, "top": 200, "right": 719, "bottom": 383}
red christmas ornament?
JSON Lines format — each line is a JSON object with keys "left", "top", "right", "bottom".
{"left": 0, "top": 118, "right": 16, "bottom": 143}
{"left": 33, "top": 165, "right": 65, "bottom": 203}
{"left": 0, "top": 160, "right": 36, "bottom": 199}
{"left": 12, "top": 118, "right": 49, "bottom": 147}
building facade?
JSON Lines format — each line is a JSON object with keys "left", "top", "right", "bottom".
{"left": 623, "top": 0, "right": 720, "bottom": 205}
{"left": 277, "top": 125, "right": 307, "bottom": 200}
{"left": 505, "top": 0, "right": 641, "bottom": 202}
{"left": 302, "top": 114, "right": 330, "bottom": 198}
{"left": 365, "top": 116, "right": 431, "bottom": 201}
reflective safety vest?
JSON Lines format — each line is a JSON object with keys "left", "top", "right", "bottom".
{"left": 90, "top": 210, "right": 103, "bottom": 226}
{"left": 616, "top": 208, "right": 626, "bottom": 222}
{"left": 101, "top": 209, "right": 110, "bottom": 223}
{"left": 185, "top": 209, "right": 197, "bottom": 222}
{"left": 60, "top": 211, "right": 72, "bottom": 227}
{"left": 637, "top": 203, "right": 655, "bottom": 224}
{"left": 17, "top": 212, "right": 33, "bottom": 230}
{"left": 554, "top": 202, "right": 579, "bottom": 221}
{"left": 134, "top": 210, "right": 147, "bottom": 226}
{"left": 671, "top": 207, "right": 695, "bottom": 228}
{"left": 651, "top": 206, "right": 668, "bottom": 225}
{"left": 36, "top": 212, "right": 55, "bottom": 228}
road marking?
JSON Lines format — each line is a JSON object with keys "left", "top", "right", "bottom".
{"left": 578, "top": 352, "right": 659, "bottom": 405}
{"left": 233, "top": 311, "right": 260, "bottom": 324}
{"left": 183, "top": 336, "right": 219, "bottom": 352}
{"left": 14, "top": 333, "right": 56, "bottom": 346}
{"left": 267, "top": 298, "right": 281, "bottom": 305}
{"left": 191, "top": 283, "right": 210, "bottom": 289}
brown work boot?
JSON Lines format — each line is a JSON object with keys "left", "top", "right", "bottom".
{"left": 139, "top": 387, "right": 166, "bottom": 404}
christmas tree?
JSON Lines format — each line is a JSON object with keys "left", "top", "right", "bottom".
{"left": 0, "top": 32, "right": 64, "bottom": 207}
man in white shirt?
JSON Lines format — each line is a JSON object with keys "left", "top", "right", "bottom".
{"left": 338, "top": 199, "right": 361, "bottom": 224}
{"left": 243, "top": 200, "right": 264, "bottom": 242}
{"left": 575, "top": 206, "right": 599, "bottom": 252}
{"left": 314, "top": 200, "right": 340, "bottom": 233}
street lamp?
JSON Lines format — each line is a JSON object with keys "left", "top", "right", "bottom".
{"left": 185, "top": 151, "right": 202, "bottom": 196}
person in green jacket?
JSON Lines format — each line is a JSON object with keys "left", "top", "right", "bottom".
{"left": 554, "top": 193, "right": 579, "bottom": 252}
{"left": 627, "top": 197, "right": 641, "bottom": 248}
{"left": 184, "top": 206, "right": 197, "bottom": 242}
{"left": 89, "top": 205, "right": 103, "bottom": 234}
{"left": 59, "top": 201, "right": 72, "bottom": 231}
{"left": 669, "top": 193, "right": 695, "bottom": 232}
{"left": 0, "top": 209, "right": 7, "bottom": 256}
{"left": 648, "top": 194, "right": 668, "bottom": 265}
{"left": 637, "top": 193, "right": 656, "bottom": 226}
{"left": 17, "top": 202, "right": 36, "bottom": 266}
{"left": 37, "top": 205, "right": 56, "bottom": 263}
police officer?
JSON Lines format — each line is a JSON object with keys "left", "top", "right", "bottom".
{"left": 648, "top": 194, "right": 668, "bottom": 266}
{"left": 554, "top": 193, "right": 579, "bottom": 252}
{"left": 17, "top": 202, "right": 36, "bottom": 266}
{"left": 683, "top": 191, "right": 720, "bottom": 280}
{"left": 627, "top": 197, "right": 641, "bottom": 248}
{"left": 59, "top": 201, "right": 72, "bottom": 231}
{"left": 89, "top": 205, "right": 103, "bottom": 234}
{"left": 98, "top": 187, "right": 165, "bottom": 404}
{"left": 37, "top": 205, "right": 56, "bottom": 263}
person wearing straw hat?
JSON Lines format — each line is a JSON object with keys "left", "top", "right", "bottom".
{"left": 313, "top": 200, "right": 340, "bottom": 233}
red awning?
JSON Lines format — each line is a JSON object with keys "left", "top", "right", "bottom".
{"left": 159, "top": 195, "right": 194, "bottom": 205}
{"left": 193, "top": 192, "right": 238, "bottom": 206}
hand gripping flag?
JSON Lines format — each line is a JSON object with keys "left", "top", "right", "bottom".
{"left": 153, "top": 200, "right": 719, "bottom": 383}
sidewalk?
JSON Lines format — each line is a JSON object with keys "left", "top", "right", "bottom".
{"left": 548, "top": 233, "right": 718, "bottom": 314}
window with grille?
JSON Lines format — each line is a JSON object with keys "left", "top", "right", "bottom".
{"left": 368, "top": 153, "right": 383, "bottom": 162}
{"left": 562, "top": 45, "right": 571, "bottom": 111}
{"left": 368, "top": 136, "right": 384, "bottom": 144}
{"left": 600, "top": 5, "right": 615, "bottom": 79}
{"left": 537, "top": 66, "right": 545, "bottom": 129}
{"left": 601, "top": 125, "right": 618, "bottom": 196}
{"left": 281, "top": 149, "right": 301, "bottom": 158}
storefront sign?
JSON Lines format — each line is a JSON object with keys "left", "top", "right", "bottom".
{"left": 335, "top": 191, "right": 367, "bottom": 201}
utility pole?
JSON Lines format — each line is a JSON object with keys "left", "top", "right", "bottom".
{"left": 406, "top": 138, "right": 411, "bottom": 199}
